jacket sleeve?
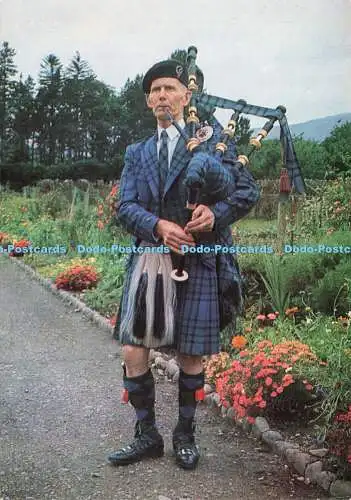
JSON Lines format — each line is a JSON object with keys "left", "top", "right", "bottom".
{"left": 116, "top": 144, "right": 160, "bottom": 243}
{"left": 209, "top": 163, "right": 261, "bottom": 229}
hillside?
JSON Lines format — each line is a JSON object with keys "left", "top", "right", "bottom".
{"left": 252, "top": 112, "right": 351, "bottom": 142}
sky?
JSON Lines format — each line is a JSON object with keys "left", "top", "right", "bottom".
{"left": 1, "top": 0, "right": 350, "bottom": 127}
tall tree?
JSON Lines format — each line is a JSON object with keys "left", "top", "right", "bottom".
{"left": 61, "top": 51, "right": 96, "bottom": 160}
{"left": 36, "top": 54, "right": 63, "bottom": 164}
{"left": 116, "top": 74, "right": 155, "bottom": 153}
{"left": 0, "top": 41, "right": 17, "bottom": 163}
{"left": 11, "top": 74, "right": 36, "bottom": 163}
{"left": 323, "top": 122, "right": 351, "bottom": 178}
{"left": 170, "top": 49, "right": 187, "bottom": 65}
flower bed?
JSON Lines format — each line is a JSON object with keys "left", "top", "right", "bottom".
{"left": 205, "top": 310, "right": 351, "bottom": 480}
{"left": 1, "top": 179, "right": 350, "bottom": 481}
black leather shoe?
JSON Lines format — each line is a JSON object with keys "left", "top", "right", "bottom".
{"left": 108, "top": 422, "right": 164, "bottom": 466}
{"left": 173, "top": 433, "right": 200, "bottom": 470}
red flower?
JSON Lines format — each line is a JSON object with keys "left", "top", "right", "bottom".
{"left": 55, "top": 264, "right": 100, "bottom": 291}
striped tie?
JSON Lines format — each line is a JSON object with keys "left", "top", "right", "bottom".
{"left": 159, "top": 129, "right": 169, "bottom": 194}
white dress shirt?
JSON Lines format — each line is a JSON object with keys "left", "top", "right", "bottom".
{"left": 157, "top": 119, "right": 185, "bottom": 168}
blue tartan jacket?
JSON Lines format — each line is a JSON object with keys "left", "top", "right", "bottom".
{"left": 116, "top": 117, "right": 260, "bottom": 354}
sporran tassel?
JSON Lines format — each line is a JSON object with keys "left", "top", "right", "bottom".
{"left": 120, "top": 248, "right": 176, "bottom": 348}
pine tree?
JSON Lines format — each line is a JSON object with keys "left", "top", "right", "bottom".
{"left": 36, "top": 54, "right": 63, "bottom": 165}
{"left": 0, "top": 41, "right": 17, "bottom": 163}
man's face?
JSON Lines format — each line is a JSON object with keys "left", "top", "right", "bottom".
{"left": 146, "top": 77, "right": 191, "bottom": 124}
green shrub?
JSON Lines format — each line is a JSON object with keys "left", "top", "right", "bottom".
{"left": 83, "top": 256, "right": 127, "bottom": 315}
{"left": 310, "top": 261, "right": 351, "bottom": 315}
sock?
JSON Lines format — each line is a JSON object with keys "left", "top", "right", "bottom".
{"left": 174, "top": 369, "right": 205, "bottom": 436}
{"left": 123, "top": 369, "right": 156, "bottom": 427}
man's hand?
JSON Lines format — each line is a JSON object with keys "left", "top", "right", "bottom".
{"left": 156, "top": 219, "right": 196, "bottom": 255}
{"left": 184, "top": 205, "right": 215, "bottom": 234}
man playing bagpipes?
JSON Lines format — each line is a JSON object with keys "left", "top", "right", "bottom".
{"left": 108, "top": 57, "right": 260, "bottom": 470}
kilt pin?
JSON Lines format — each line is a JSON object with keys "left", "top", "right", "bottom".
{"left": 114, "top": 116, "right": 260, "bottom": 355}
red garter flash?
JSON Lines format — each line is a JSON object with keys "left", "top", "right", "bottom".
{"left": 121, "top": 388, "right": 129, "bottom": 404}
{"left": 195, "top": 388, "right": 205, "bottom": 402}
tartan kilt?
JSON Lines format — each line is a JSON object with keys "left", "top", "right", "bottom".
{"left": 114, "top": 251, "right": 222, "bottom": 355}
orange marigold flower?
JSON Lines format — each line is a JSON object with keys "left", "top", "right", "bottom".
{"left": 285, "top": 307, "right": 299, "bottom": 315}
{"left": 231, "top": 335, "right": 247, "bottom": 350}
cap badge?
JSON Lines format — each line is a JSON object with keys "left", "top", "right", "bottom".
{"left": 195, "top": 125, "right": 214, "bottom": 143}
{"left": 176, "top": 65, "right": 183, "bottom": 77}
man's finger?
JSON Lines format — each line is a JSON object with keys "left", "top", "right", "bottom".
{"left": 186, "top": 218, "right": 206, "bottom": 231}
{"left": 191, "top": 205, "right": 203, "bottom": 216}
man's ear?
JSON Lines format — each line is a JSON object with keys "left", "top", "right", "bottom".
{"left": 145, "top": 93, "right": 153, "bottom": 109}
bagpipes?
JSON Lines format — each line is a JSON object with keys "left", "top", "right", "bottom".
{"left": 120, "top": 46, "right": 305, "bottom": 348}
{"left": 169, "top": 45, "right": 305, "bottom": 282}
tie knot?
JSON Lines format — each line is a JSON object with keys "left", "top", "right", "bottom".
{"left": 161, "top": 130, "right": 168, "bottom": 142}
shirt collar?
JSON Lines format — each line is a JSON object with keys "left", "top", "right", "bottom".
{"left": 157, "top": 119, "right": 185, "bottom": 141}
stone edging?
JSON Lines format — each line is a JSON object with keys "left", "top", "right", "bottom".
{"left": 150, "top": 349, "right": 351, "bottom": 499}
{"left": 5, "top": 255, "right": 115, "bottom": 336}
{"left": 6, "top": 255, "right": 351, "bottom": 498}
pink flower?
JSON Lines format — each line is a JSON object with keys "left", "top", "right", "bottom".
{"left": 267, "top": 313, "right": 277, "bottom": 320}
{"left": 256, "top": 314, "right": 266, "bottom": 321}
{"left": 265, "top": 377, "right": 273, "bottom": 386}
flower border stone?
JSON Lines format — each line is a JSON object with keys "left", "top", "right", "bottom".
{"left": 150, "top": 350, "right": 351, "bottom": 497}
{"left": 5, "top": 255, "right": 114, "bottom": 336}
{"left": 5, "top": 254, "right": 351, "bottom": 498}
{"left": 204, "top": 386, "right": 351, "bottom": 497}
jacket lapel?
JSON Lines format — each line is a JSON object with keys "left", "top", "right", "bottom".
{"left": 164, "top": 125, "right": 192, "bottom": 196}
{"left": 141, "top": 132, "right": 159, "bottom": 201}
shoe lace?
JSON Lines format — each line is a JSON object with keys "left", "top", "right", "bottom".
{"left": 127, "top": 421, "right": 158, "bottom": 451}
{"left": 173, "top": 432, "right": 197, "bottom": 458}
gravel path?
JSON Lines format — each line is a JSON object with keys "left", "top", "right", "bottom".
{"left": 0, "top": 256, "right": 327, "bottom": 500}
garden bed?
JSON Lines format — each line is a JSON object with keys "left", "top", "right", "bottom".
{"left": 1, "top": 178, "right": 350, "bottom": 486}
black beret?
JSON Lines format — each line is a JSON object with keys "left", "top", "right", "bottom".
{"left": 142, "top": 59, "right": 188, "bottom": 94}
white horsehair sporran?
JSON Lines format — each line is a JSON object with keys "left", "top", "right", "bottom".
{"left": 119, "top": 243, "right": 177, "bottom": 348}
